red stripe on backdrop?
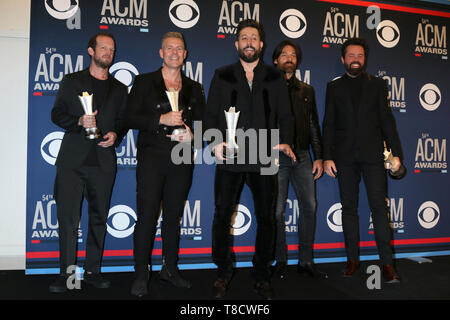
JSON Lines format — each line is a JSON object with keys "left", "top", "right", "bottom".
{"left": 317, "top": 0, "right": 450, "bottom": 18}
{"left": 26, "top": 237, "right": 450, "bottom": 259}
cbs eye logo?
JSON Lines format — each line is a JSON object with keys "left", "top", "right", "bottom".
{"left": 279, "top": 9, "right": 307, "bottom": 39}
{"left": 169, "top": 0, "right": 200, "bottom": 29}
{"left": 417, "top": 201, "right": 440, "bottom": 229}
{"left": 41, "top": 131, "right": 64, "bottom": 165}
{"left": 109, "top": 62, "right": 139, "bottom": 92}
{"left": 230, "top": 204, "right": 252, "bottom": 236}
{"left": 376, "top": 20, "right": 400, "bottom": 48}
{"left": 45, "top": 0, "right": 79, "bottom": 20}
{"left": 326, "top": 203, "right": 343, "bottom": 232}
{"left": 106, "top": 205, "right": 137, "bottom": 238}
{"left": 419, "top": 83, "right": 441, "bottom": 111}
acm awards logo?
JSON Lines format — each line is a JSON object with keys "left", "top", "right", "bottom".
{"left": 33, "top": 49, "right": 84, "bottom": 93}
{"left": 154, "top": 201, "right": 202, "bottom": 238}
{"left": 283, "top": 199, "right": 301, "bottom": 233}
{"left": 369, "top": 198, "right": 405, "bottom": 233}
{"left": 217, "top": 1, "right": 259, "bottom": 36}
{"left": 415, "top": 18, "right": 447, "bottom": 57}
{"left": 31, "top": 195, "right": 60, "bottom": 240}
{"left": 99, "top": 0, "right": 149, "bottom": 29}
{"left": 376, "top": 71, "right": 406, "bottom": 112}
{"left": 44, "top": 0, "right": 81, "bottom": 30}
{"left": 414, "top": 133, "right": 447, "bottom": 172}
{"left": 322, "top": 7, "right": 359, "bottom": 46}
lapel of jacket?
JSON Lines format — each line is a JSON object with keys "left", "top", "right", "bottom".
{"left": 155, "top": 69, "right": 172, "bottom": 111}
{"left": 179, "top": 74, "right": 192, "bottom": 111}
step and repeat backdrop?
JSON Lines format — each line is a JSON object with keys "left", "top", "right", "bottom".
{"left": 26, "top": 0, "right": 449, "bottom": 274}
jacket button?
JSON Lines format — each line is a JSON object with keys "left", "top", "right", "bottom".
{"left": 188, "top": 106, "right": 191, "bottom": 110}
{"left": 157, "top": 104, "right": 160, "bottom": 108}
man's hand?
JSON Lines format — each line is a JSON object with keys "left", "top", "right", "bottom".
{"left": 324, "top": 160, "right": 337, "bottom": 178}
{"left": 78, "top": 110, "right": 98, "bottom": 128}
{"left": 167, "top": 124, "right": 193, "bottom": 143}
{"left": 98, "top": 131, "right": 117, "bottom": 148}
{"left": 312, "top": 160, "right": 323, "bottom": 180}
{"left": 213, "top": 142, "right": 226, "bottom": 161}
{"left": 160, "top": 110, "right": 184, "bottom": 127}
{"left": 390, "top": 156, "right": 401, "bottom": 173}
{"left": 273, "top": 144, "right": 296, "bottom": 162}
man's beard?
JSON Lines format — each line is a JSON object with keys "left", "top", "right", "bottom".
{"left": 279, "top": 61, "right": 297, "bottom": 75}
{"left": 93, "top": 55, "right": 113, "bottom": 69}
{"left": 345, "top": 61, "right": 365, "bottom": 76}
{"left": 238, "top": 46, "right": 261, "bottom": 63}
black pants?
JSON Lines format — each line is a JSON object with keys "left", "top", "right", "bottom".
{"left": 337, "top": 161, "right": 393, "bottom": 265}
{"left": 54, "top": 165, "right": 116, "bottom": 274}
{"left": 133, "top": 149, "right": 193, "bottom": 279}
{"left": 212, "top": 168, "right": 276, "bottom": 282}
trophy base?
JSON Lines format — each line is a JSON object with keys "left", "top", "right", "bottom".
{"left": 223, "top": 147, "right": 238, "bottom": 160}
{"left": 388, "top": 165, "right": 407, "bottom": 180}
{"left": 85, "top": 127, "right": 101, "bottom": 140}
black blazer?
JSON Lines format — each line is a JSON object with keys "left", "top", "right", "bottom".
{"left": 51, "top": 68, "right": 128, "bottom": 170}
{"left": 124, "top": 68, "right": 205, "bottom": 157}
{"left": 322, "top": 73, "right": 403, "bottom": 165}
{"left": 203, "top": 61, "right": 294, "bottom": 172}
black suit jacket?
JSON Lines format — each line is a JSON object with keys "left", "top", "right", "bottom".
{"left": 322, "top": 73, "right": 403, "bottom": 165}
{"left": 124, "top": 68, "right": 205, "bottom": 157}
{"left": 51, "top": 68, "right": 128, "bottom": 170}
{"left": 203, "top": 61, "right": 294, "bottom": 172}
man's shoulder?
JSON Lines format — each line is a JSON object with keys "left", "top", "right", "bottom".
{"left": 262, "top": 64, "right": 284, "bottom": 82}
{"left": 214, "top": 63, "right": 238, "bottom": 83}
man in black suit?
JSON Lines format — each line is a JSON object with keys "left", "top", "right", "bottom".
{"left": 204, "top": 19, "right": 295, "bottom": 299}
{"left": 49, "top": 33, "right": 128, "bottom": 292}
{"left": 322, "top": 38, "right": 403, "bottom": 282}
{"left": 125, "top": 32, "right": 205, "bottom": 297}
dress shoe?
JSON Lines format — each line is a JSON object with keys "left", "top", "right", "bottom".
{"left": 274, "top": 261, "right": 287, "bottom": 279}
{"left": 130, "top": 279, "right": 149, "bottom": 297}
{"left": 212, "top": 278, "right": 229, "bottom": 299}
{"left": 382, "top": 265, "right": 400, "bottom": 283}
{"left": 83, "top": 272, "right": 111, "bottom": 288}
{"left": 342, "top": 260, "right": 360, "bottom": 277}
{"left": 49, "top": 274, "right": 69, "bottom": 293}
{"left": 297, "top": 262, "right": 328, "bottom": 279}
{"left": 159, "top": 266, "right": 192, "bottom": 289}
{"left": 254, "top": 281, "right": 274, "bottom": 300}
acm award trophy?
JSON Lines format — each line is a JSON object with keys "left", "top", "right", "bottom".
{"left": 166, "top": 88, "right": 186, "bottom": 137}
{"left": 78, "top": 91, "right": 101, "bottom": 140}
{"left": 223, "top": 107, "right": 240, "bottom": 159}
{"left": 383, "top": 141, "right": 406, "bottom": 179}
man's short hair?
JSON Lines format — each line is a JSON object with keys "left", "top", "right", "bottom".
{"left": 236, "top": 19, "right": 265, "bottom": 42}
{"left": 87, "top": 32, "right": 116, "bottom": 51}
{"left": 161, "top": 31, "right": 186, "bottom": 49}
{"left": 272, "top": 40, "right": 302, "bottom": 65}
{"left": 341, "top": 37, "right": 369, "bottom": 58}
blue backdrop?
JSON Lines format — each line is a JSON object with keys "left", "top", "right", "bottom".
{"left": 26, "top": 0, "right": 449, "bottom": 274}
